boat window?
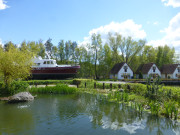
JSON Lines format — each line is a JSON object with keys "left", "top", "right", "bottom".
{"left": 43, "top": 61, "right": 46, "bottom": 64}
{"left": 51, "top": 61, "right": 53, "bottom": 64}
{"left": 47, "top": 61, "right": 50, "bottom": 64}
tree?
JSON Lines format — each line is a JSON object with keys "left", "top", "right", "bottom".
{"left": 71, "top": 41, "right": 78, "bottom": 63}
{"left": 44, "top": 38, "right": 53, "bottom": 57}
{"left": 4, "top": 41, "right": 16, "bottom": 51}
{"left": 65, "top": 41, "right": 70, "bottom": 63}
{"left": 52, "top": 46, "right": 58, "bottom": 60}
{"left": 0, "top": 46, "right": 33, "bottom": 94}
{"left": 119, "top": 36, "right": 146, "bottom": 64}
{"left": 108, "top": 33, "right": 122, "bottom": 64}
{"left": 91, "top": 33, "right": 102, "bottom": 79}
{"left": 38, "top": 40, "right": 46, "bottom": 58}
{"left": 58, "top": 40, "right": 65, "bottom": 62}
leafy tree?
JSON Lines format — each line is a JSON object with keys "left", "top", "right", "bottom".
{"left": 58, "top": 40, "right": 65, "bottom": 62}
{"left": 65, "top": 41, "right": 70, "bottom": 63}
{"left": 108, "top": 33, "right": 122, "bottom": 64}
{"left": 52, "top": 46, "right": 58, "bottom": 60}
{"left": 44, "top": 38, "right": 53, "bottom": 57}
{"left": 119, "top": 36, "right": 146, "bottom": 64}
{"left": 71, "top": 41, "right": 78, "bottom": 63}
{"left": 0, "top": 46, "right": 33, "bottom": 94}
{"left": 4, "top": 41, "right": 16, "bottom": 51}
{"left": 27, "top": 41, "right": 40, "bottom": 56}
{"left": 38, "top": 40, "right": 46, "bottom": 58}
{"left": 91, "top": 33, "right": 102, "bottom": 79}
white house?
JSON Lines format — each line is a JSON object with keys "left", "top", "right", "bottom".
{"left": 110, "top": 62, "right": 133, "bottom": 79}
{"left": 136, "top": 63, "right": 161, "bottom": 79}
{"left": 161, "top": 64, "right": 180, "bottom": 79}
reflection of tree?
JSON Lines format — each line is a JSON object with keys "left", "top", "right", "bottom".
{"left": 146, "top": 115, "right": 179, "bottom": 135}
{"left": 0, "top": 103, "right": 34, "bottom": 134}
{"left": 72, "top": 93, "right": 143, "bottom": 130}
{"left": 57, "top": 93, "right": 179, "bottom": 134}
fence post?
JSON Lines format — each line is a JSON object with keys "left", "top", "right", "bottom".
{"left": 94, "top": 82, "right": 96, "bottom": 89}
{"left": 118, "top": 84, "right": 121, "bottom": 89}
{"left": 77, "top": 83, "right": 79, "bottom": 88}
{"left": 85, "top": 82, "right": 86, "bottom": 88}
{"left": 110, "top": 83, "right": 112, "bottom": 89}
{"left": 103, "top": 83, "right": 105, "bottom": 89}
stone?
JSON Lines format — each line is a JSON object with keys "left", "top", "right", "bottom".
{"left": 8, "top": 92, "right": 34, "bottom": 103}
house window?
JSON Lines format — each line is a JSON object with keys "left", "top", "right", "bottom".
{"left": 124, "top": 66, "right": 128, "bottom": 72}
{"left": 153, "top": 66, "right": 156, "bottom": 72}
{"left": 178, "top": 67, "right": 180, "bottom": 73}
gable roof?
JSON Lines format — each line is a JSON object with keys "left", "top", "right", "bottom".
{"left": 161, "top": 64, "right": 179, "bottom": 74}
{"left": 110, "top": 62, "right": 125, "bottom": 74}
{"left": 136, "top": 63, "right": 157, "bottom": 74}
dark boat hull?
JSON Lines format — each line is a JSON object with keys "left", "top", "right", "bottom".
{"left": 31, "top": 66, "right": 80, "bottom": 80}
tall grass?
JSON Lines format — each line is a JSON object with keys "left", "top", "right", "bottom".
{"left": 29, "top": 84, "right": 77, "bottom": 94}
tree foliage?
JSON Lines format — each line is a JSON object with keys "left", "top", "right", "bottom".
{"left": 0, "top": 45, "right": 33, "bottom": 94}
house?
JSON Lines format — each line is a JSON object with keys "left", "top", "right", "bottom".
{"left": 109, "top": 62, "right": 133, "bottom": 79}
{"left": 161, "top": 64, "right": 180, "bottom": 79}
{"left": 136, "top": 63, "right": 161, "bottom": 79}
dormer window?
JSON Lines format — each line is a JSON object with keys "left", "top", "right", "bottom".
{"left": 178, "top": 67, "right": 180, "bottom": 73}
{"left": 153, "top": 66, "right": 156, "bottom": 72}
{"left": 124, "top": 66, "right": 128, "bottom": 72}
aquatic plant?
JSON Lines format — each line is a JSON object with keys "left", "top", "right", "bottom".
{"left": 149, "top": 101, "right": 160, "bottom": 116}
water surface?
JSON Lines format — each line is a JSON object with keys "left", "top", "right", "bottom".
{"left": 0, "top": 93, "right": 179, "bottom": 135}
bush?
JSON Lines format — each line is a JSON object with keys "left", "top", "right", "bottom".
{"left": 0, "top": 81, "right": 29, "bottom": 95}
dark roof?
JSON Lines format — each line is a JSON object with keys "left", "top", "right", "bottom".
{"left": 161, "top": 64, "right": 179, "bottom": 74}
{"left": 136, "top": 63, "right": 156, "bottom": 74}
{"left": 110, "top": 62, "right": 126, "bottom": 74}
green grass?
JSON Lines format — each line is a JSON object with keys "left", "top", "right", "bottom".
{"left": 29, "top": 84, "right": 77, "bottom": 94}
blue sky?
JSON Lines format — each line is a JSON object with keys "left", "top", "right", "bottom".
{"left": 0, "top": 0, "right": 180, "bottom": 52}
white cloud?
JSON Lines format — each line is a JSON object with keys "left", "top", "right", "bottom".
{"left": 80, "top": 20, "right": 146, "bottom": 46}
{"left": 148, "top": 12, "right": 180, "bottom": 52}
{"left": 153, "top": 21, "right": 159, "bottom": 25}
{"left": 161, "top": 0, "right": 180, "bottom": 8}
{"left": 0, "top": 0, "right": 9, "bottom": 10}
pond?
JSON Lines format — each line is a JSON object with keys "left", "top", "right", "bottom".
{"left": 0, "top": 93, "right": 179, "bottom": 135}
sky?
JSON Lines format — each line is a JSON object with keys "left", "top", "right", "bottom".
{"left": 0, "top": 0, "right": 180, "bottom": 53}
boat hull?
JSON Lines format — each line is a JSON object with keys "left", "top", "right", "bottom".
{"left": 31, "top": 66, "right": 80, "bottom": 80}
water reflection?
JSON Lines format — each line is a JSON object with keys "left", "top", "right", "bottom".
{"left": 0, "top": 102, "right": 34, "bottom": 135}
{"left": 0, "top": 93, "right": 179, "bottom": 135}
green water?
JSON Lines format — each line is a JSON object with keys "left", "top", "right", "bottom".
{"left": 0, "top": 93, "right": 179, "bottom": 135}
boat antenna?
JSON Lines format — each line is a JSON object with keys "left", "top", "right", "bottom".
{"left": 45, "top": 52, "right": 51, "bottom": 59}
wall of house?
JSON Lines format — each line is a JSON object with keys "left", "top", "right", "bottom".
{"left": 172, "top": 65, "right": 180, "bottom": 79}
{"left": 147, "top": 64, "right": 161, "bottom": 77}
{"left": 161, "top": 74, "right": 173, "bottom": 79}
{"left": 117, "top": 63, "right": 133, "bottom": 79}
